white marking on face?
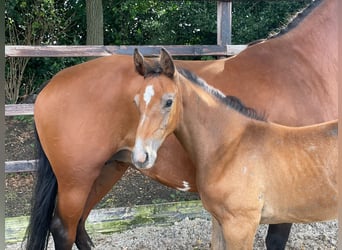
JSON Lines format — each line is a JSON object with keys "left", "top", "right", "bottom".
{"left": 177, "top": 181, "right": 191, "bottom": 192}
{"left": 140, "top": 114, "right": 146, "bottom": 125}
{"left": 143, "top": 85, "right": 154, "bottom": 106}
{"left": 132, "top": 138, "right": 147, "bottom": 163}
{"left": 242, "top": 166, "right": 247, "bottom": 175}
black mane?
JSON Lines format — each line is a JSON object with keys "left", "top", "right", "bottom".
{"left": 269, "top": 0, "right": 322, "bottom": 39}
{"left": 178, "top": 67, "right": 267, "bottom": 122}
{"left": 248, "top": 0, "right": 322, "bottom": 46}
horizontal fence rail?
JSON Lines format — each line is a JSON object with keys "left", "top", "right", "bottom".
{"left": 5, "top": 104, "right": 34, "bottom": 116}
{"left": 5, "top": 45, "right": 247, "bottom": 58}
{"left": 5, "top": 160, "right": 37, "bottom": 173}
{"left": 6, "top": 200, "right": 209, "bottom": 243}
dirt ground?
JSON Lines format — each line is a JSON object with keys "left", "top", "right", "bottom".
{"left": 5, "top": 116, "right": 199, "bottom": 218}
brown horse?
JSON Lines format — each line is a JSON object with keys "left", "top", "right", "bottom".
{"left": 26, "top": 0, "right": 337, "bottom": 249}
{"left": 131, "top": 48, "right": 338, "bottom": 249}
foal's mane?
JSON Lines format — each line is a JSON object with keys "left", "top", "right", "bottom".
{"left": 248, "top": 0, "right": 322, "bottom": 46}
{"left": 178, "top": 67, "right": 267, "bottom": 122}
{"left": 141, "top": 58, "right": 267, "bottom": 121}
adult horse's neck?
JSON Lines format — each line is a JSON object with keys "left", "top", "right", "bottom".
{"left": 274, "top": 0, "right": 336, "bottom": 59}
{"left": 261, "top": 0, "right": 336, "bottom": 73}
{"left": 218, "top": 0, "right": 337, "bottom": 125}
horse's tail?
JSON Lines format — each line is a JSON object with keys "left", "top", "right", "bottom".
{"left": 24, "top": 126, "right": 57, "bottom": 250}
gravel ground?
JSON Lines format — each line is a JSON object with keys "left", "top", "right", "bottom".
{"left": 5, "top": 113, "right": 338, "bottom": 250}
{"left": 6, "top": 218, "right": 337, "bottom": 249}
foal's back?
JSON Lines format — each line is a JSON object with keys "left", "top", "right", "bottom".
{"left": 244, "top": 120, "right": 338, "bottom": 224}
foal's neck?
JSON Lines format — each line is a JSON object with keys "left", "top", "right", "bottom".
{"left": 174, "top": 78, "right": 258, "bottom": 168}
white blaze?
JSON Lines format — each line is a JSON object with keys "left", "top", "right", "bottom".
{"left": 140, "top": 114, "right": 146, "bottom": 125}
{"left": 144, "top": 85, "right": 154, "bottom": 106}
{"left": 133, "top": 138, "right": 147, "bottom": 163}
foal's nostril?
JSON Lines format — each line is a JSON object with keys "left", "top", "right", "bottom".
{"left": 144, "top": 152, "right": 149, "bottom": 163}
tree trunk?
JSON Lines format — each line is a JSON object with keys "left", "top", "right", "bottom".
{"left": 86, "top": 0, "right": 103, "bottom": 45}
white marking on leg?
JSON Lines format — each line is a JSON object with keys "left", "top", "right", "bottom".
{"left": 177, "top": 181, "right": 191, "bottom": 192}
{"left": 144, "top": 85, "right": 154, "bottom": 106}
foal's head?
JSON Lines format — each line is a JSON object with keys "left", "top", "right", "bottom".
{"left": 132, "top": 48, "right": 182, "bottom": 169}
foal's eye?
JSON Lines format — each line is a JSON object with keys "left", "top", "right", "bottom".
{"left": 165, "top": 99, "right": 173, "bottom": 108}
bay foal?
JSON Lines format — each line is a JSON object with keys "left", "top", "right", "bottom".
{"left": 131, "top": 48, "right": 337, "bottom": 249}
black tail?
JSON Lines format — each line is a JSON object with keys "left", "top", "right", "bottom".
{"left": 24, "top": 126, "right": 58, "bottom": 250}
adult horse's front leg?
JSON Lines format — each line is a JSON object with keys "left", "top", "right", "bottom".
{"left": 75, "top": 161, "right": 129, "bottom": 249}
{"left": 266, "top": 223, "right": 292, "bottom": 250}
{"left": 50, "top": 164, "right": 103, "bottom": 250}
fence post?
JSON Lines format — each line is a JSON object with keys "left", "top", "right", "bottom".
{"left": 217, "top": 0, "right": 232, "bottom": 56}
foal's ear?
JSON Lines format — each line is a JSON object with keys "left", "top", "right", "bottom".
{"left": 160, "top": 48, "right": 175, "bottom": 78}
{"left": 134, "top": 48, "right": 145, "bottom": 76}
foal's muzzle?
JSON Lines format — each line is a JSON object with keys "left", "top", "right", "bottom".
{"left": 132, "top": 138, "right": 157, "bottom": 169}
{"left": 132, "top": 151, "right": 150, "bottom": 169}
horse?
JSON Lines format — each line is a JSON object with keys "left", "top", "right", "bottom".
{"left": 131, "top": 48, "right": 338, "bottom": 250}
{"left": 26, "top": 0, "right": 337, "bottom": 249}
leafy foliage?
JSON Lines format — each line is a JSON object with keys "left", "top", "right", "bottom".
{"left": 5, "top": 0, "right": 311, "bottom": 103}
{"left": 103, "top": 1, "right": 216, "bottom": 45}
{"left": 232, "top": 0, "right": 311, "bottom": 44}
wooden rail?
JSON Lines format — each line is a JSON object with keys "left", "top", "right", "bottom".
{"left": 5, "top": 45, "right": 246, "bottom": 58}
{"left": 6, "top": 200, "right": 209, "bottom": 243}
{"left": 5, "top": 104, "right": 34, "bottom": 116}
{"left": 5, "top": 160, "right": 37, "bottom": 173}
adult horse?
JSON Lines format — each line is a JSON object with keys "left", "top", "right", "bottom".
{"left": 26, "top": 0, "right": 336, "bottom": 249}
{"left": 131, "top": 47, "right": 338, "bottom": 250}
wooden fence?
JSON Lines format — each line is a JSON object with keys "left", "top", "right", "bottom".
{"left": 4, "top": 1, "right": 246, "bottom": 173}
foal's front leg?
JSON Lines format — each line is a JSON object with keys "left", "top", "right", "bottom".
{"left": 219, "top": 212, "right": 260, "bottom": 250}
